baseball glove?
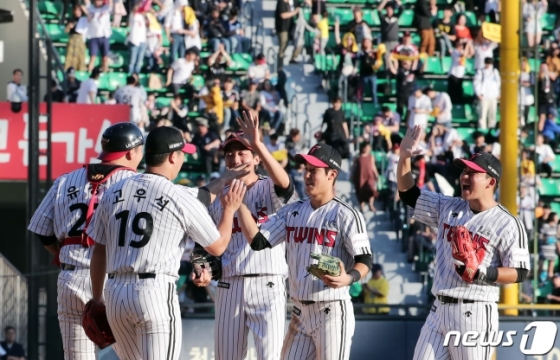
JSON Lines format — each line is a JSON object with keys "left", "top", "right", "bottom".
{"left": 82, "top": 300, "right": 115, "bottom": 349}
{"left": 306, "top": 252, "right": 342, "bottom": 279}
{"left": 191, "top": 248, "right": 222, "bottom": 281}
{"left": 450, "top": 226, "right": 480, "bottom": 283}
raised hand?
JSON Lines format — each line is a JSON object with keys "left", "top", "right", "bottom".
{"left": 400, "top": 125, "right": 424, "bottom": 159}
{"left": 222, "top": 162, "right": 252, "bottom": 183}
{"left": 236, "top": 111, "right": 261, "bottom": 147}
{"left": 219, "top": 179, "right": 247, "bottom": 211}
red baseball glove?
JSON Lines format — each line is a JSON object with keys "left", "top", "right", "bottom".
{"left": 82, "top": 300, "right": 116, "bottom": 349}
{"left": 450, "top": 226, "right": 480, "bottom": 283}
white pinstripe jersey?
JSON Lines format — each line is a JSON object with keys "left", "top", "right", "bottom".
{"left": 259, "top": 197, "right": 371, "bottom": 302}
{"left": 207, "top": 176, "right": 293, "bottom": 277}
{"left": 86, "top": 173, "right": 220, "bottom": 279}
{"left": 413, "top": 190, "right": 531, "bottom": 302}
{"left": 28, "top": 167, "right": 136, "bottom": 268}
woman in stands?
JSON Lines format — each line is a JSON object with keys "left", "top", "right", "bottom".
{"left": 352, "top": 142, "right": 379, "bottom": 212}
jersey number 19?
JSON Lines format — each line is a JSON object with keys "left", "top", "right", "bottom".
{"left": 115, "top": 210, "right": 153, "bottom": 248}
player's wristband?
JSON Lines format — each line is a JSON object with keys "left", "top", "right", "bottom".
{"left": 476, "top": 266, "right": 498, "bottom": 284}
{"left": 348, "top": 269, "right": 361, "bottom": 285}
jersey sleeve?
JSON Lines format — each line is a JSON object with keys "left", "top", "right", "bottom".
{"left": 28, "top": 178, "right": 59, "bottom": 236}
{"left": 259, "top": 204, "right": 290, "bottom": 247}
{"left": 86, "top": 198, "right": 108, "bottom": 245}
{"left": 340, "top": 208, "right": 371, "bottom": 257}
{"left": 499, "top": 216, "right": 531, "bottom": 270}
{"left": 411, "top": 189, "right": 449, "bottom": 228}
{"left": 179, "top": 190, "right": 221, "bottom": 248}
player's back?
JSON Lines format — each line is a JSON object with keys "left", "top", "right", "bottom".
{"left": 207, "top": 176, "right": 292, "bottom": 277}
{"left": 28, "top": 166, "right": 136, "bottom": 268}
{"left": 97, "top": 173, "right": 209, "bottom": 279}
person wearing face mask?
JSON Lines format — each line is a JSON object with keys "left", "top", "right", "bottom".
{"left": 397, "top": 126, "right": 530, "bottom": 360}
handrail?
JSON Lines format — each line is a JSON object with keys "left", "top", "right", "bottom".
{"left": 34, "top": 5, "right": 66, "bottom": 85}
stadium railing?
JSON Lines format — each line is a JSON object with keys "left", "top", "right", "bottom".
{"left": 0, "top": 253, "right": 28, "bottom": 350}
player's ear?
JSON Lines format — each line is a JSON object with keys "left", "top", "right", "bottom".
{"left": 488, "top": 177, "right": 496, "bottom": 188}
{"left": 253, "top": 154, "right": 261, "bottom": 166}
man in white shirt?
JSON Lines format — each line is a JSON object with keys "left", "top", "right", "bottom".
{"left": 247, "top": 53, "right": 271, "bottom": 84}
{"left": 533, "top": 134, "right": 556, "bottom": 177}
{"left": 407, "top": 86, "right": 432, "bottom": 128}
{"left": 474, "top": 37, "right": 498, "bottom": 70}
{"left": 114, "top": 75, "right": 145, "bottom": 129}
{"left": 76, "top": 68, "right": 101, "bottom": 104}
{"left": 6, "top": 69, "right": 28, "bottom": 102}
{"left": 425, "top": 87, "right": 453, "bottom": 128}
{"left": 164, "top": 0, "right": 187, "bottom": 62}
{"left": 166, "top": 49, "right": 196, "bottom": 96}
{"left": 86, "top": 0, "right": 113, "bottom": 72}
{"left": 473, "top": 57, "right": 501, "bottom": 129}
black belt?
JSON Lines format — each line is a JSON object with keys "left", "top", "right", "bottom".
{"left": 300, "top": 300, "right": 316, "bottom": 305}
{"left": 241, "top": 274, "right": 261, "bottom": 278}
{"left": 61, "top": 263, "right": 76, "bottom": 271}
{"left": 438, "top": 295, "right": 475, "bottom": 304}
{"left": 108, "top": 273, "right": 157, "bottom": 279}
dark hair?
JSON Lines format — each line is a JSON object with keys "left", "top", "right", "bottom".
{"left": 547, "top": 212, "right": 558, "bottom": 223}
{"left": 270, "top": 133, "right": 279, "bottom": 140}
{"left": 359, "top": 142, "right": 370, "bottom": 153}
{"left": 323, "top": 168, "right": 339, "bottom": 185}
{"left": 13, "top": 69, "right": 23, "bottom": 75}
{"left": 4, "top": 326, "right": 15, "bottom": 332}
{"left": 322, "top": 10, "right": 329, "bottom": 17}
{"left": 145, "top": 151, "right": 179, "bottom": 167}
{"left": 51, "top": 79, "right": 58, "bottom": 87}
{"left": 332, "top": 96, "right": 342, "bottom": 103}
{"left": 229, "top": 7, "right": 239, "bottom": 17}
{"left": 91, "top": 67, "right": 101, "bottom": 79}
{"left": 126, "top": 75, "right": 136, "bottom": 85}
{"left": 456, "top": 13, "right": 466, "bottom": 24}
{"left": 289, "top": 128, "right": 300, "bottom": 137}
{"left": 381, "top": 106, "right": 391, "bottom": 113}
{"left": 544, "top": 203, "right": 552, "bottom": 210}
{"left": 484, "top": 57, "right": 493, "bottom": 65}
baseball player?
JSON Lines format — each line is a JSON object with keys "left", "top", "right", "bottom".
{"left": 396, "top": 126, "right": 530, "bottom": 360}
{"left": 86, "top": 126, "right": 247, "bottom": 360}
{"left": 27, "top": 123, "right": 145, "bottom": 360}
{"left": 193, "top": 111, "right": 294, "bottom": 360}
{"left": 236, "top": 143, "right": 373, "bottom": 360}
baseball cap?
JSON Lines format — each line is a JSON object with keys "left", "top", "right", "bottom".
{"left": 144, "top": 126, "right": 196, "bottom": 155}
{"left": 220, "top": 131, "right": 252, "bottom": 152}
{"left": 453, "top": 152, "right": 502, "bottom": 181}
{"left": 98, "top": 122, "right": 144, "bottom": 161}
{"left": 371, "top": 264, "right": 383, "bottom": 273}
{"left": 294, "top": 144, "right": 342, "bottom": 171}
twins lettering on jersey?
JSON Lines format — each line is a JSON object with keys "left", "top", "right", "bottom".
{"left": 285, "top": 227, "right": 338, "bottom": 247}
{"left": 442, "top": 223, "right": 490, "bottom": 254}
{"left": 232, "top": 204, "right": 269, "bottom": 233}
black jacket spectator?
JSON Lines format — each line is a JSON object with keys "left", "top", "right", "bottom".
{"left": 379, "top": 4, "right": 401, "bottom": 43}
{"left": 275, "top": 0, "right": 292, "bottom": 33}
{"left": 414, "top": 0, "right": 432, "bottom": 30}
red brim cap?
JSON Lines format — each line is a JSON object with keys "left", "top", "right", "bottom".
{"left": 294, "top": 154, "right": 329, "bottom": 168}
{"left": 182, "top": 143, "right": 197, "bottom": 154}
{"left": 220, "top": 137, "right": 252, "bottom": 151}
{"left": 453, "top": 158, "right": 487, "bottom": 173}
{"left": 97, "top": 150, "right": 130, "bottom": 161}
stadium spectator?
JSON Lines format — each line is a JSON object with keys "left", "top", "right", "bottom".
{"left": 363, "top": 115, "right": 392, "bottom": 151}
{"left": 390, "top": 59, "right": 422, "bottom": 118}
{"left": 521, "top": 149, "right": 539, "bottom": 186}
{"left": 76, "top": 67, "right": 100, "bottom": 104}
{"left": 321, "top": 97, "right": 350, "bottom": 159}
{"left": 520, "top": 57, "right": 535, "bottom": 125}
{"left": 546, "top": 275, "right": 560, "bottom": 312}
{"left": 474, "top": 57, "right": 500, "bottom": 129}
{"left": 541, "top": 109, "right": 560, "bottom": 149}
{"left": 241, "top": 79, "right": 262, "bottom": 116}
{"left": 114, "top": 75, "right": 146, "bottom": 129}
{"left": 345, "top": 6, "right": 372, "bottom": 48}
{"left": 291, "top": 8, "right": 317, "bottom": 64}
{"left": 222, "top": 78, "right": 240, "bottom": 129}
{"left": 112, "top": 0, "right": 127, "bottom": 27}
{"left": 335, "top": 23, "right": 360, "bottom": 100}
{"left": 391, "top": 31, "right": 420, "bottom": 70}
{"left": 358, "top": 38, "right": 384, "bottom": 105}
{"left": 192, "top": 117, "right": 221, "bottom": 174}
{"left": 539, "top": 212, "right": 559, "bottom": 282}
{"left": 352, "top": 142, "right": 379, "bottom": 212}
{"left": 275, "top": 0, "right": 299, "bottom": 67}
{"left": 546, "top": 47, "right": 560, "bottom": 105}
{"left": 85, "top": 0, "right": 112, "bottom": 72}
{"left": 207, "top": 43, "right": 232, "bottom": 83}
{"left": 534, "top": 134, "right": 555, "bottom": 177}
{"left": 537, "top": 63, "right": 557, "bottom": 131}
{"left": 64, "top": 67, "right": 81, "bottom": 103}
{"left": 406, "top": 85, "right": 432, "bottom": 128}
{"left": 379, "top": 106, "right": 401, "bottom": 133}
{"left": 469, "top": 131, "right": 487, "bottom": 155}
{"left": 226, "top": 8, "right": 251, "bottom": 53}
{"left": 184, "top": 6, "right": 202, "bottom": 53}
{"left": 165, "top": 0, "right": 187, "bottom": 62}
{"left": 363, "top": 264, "right": 390, "bottom": 315}
{"left": 205, "top": 7, "right": 230, "bottom": 53}
{"left": 247, "top": 53, "right": 270, "bottom": 84}
{"left": 168, "top": 94, "right": 191, "bottom": 140}
{"left": 484, "top": 0, "right": 500, "bottom": 23}
{"left": 6, "top": 69, "right": 28, "bottom": 103}
{"left": 378, "top": 0, "right": 402, "bottom": 63}
{"left": 415, "top": 0, "right": 436, "bottom": 56}
{"left": 166, "top": 48, "right": 197, "bottom": 97}
{"left": 305, "top": 0, "right": 327, "bottom": 17}
{"left": 473, "top": 30, "right": 498, "bottom": 71}
{"left": 433, "top": 7, "right": 456, "bottom": 57}
{"left": 0, "top": 326, "right": 25, "bottom": 360}
{"left": 196, "top": 78, "right": 224, "bottom": 131}
{"left": 519, "top": 184, "right": 538, "bottom": 241}
{"left": 145, "top": 12, "right": 164, "bottom": 72}
{"left": 44, "top": 80, "right": 65, "bottom": 103}
{"left": 454, "top": 13, "right": 473, "bottom": 47}
{"left": 523, "top": 0, "right": 547, "bottom": 49}
{"left": 260, "top": 80, "right": 285, "bottom": 134}
{"left": 315, "top": 10, "right": 330, "bottom": 55}
{"left": 447, "top": 40, "right": 472, "bottom": 104}
{"left": 424, "top": 87, "right": 452, "bottom": 128}
{"left": 385, "top": 143, "right": 400, "bottom": 202}
{"left": 64, "top": 4, "right": 88, "bottom": 71}
{"left": 127, "top": 1, "right": 148, "bottom": 75}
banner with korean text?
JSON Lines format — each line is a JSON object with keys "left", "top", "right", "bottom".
{"left": 0, "top": 102, "right": 130, "bottom": 180}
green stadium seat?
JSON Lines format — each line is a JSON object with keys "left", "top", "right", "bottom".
{"left": 330, "top": 8, "right": 355, "bottom": 26}
{"left": 543, "top": 14, "right": 557, "bottom": 31}
{"left": 106, "top": 72, "right": 127, "bottom": 91}
{"left": 155, "top": 97, "right": 173, "bottom": 108}
{"left": 39, "top": 1, "right": 62, "bottom": 20}
{"left": 315, "top": 54, "right": 340, "bottom": 72}
{"left": 74, "top": 71, "right": 90, "bottom": 81}
{"left": 539, "top": 178, "right": 560, "bottom": 197}
{"left": 162, "top": 32, "right": 170, "bottom": 48}
{"left": 424, "top": 57, "right": 443, "bottom": 75}
{"left": 451, "top": 105, "right": 469, "bottom": 122}
{"left": 45, "top": 24, "right": 68, "bottom": 42}
{"left": 464, "top": 11, "right": 477, "bottom": 27}
{"left": 110, "top": 28, "right": 128, "bottom": 45}
{"left": 398, "top": 10, "right": 415, "bottom": 27}
{"left": 191, "top": 75, "right": 205, "bottom": 91}
{"left": 361, "top": 103, "right": 381, "bottom": 121}
{"left": 465, "top": 58, "right": 475, "bottom": 75}
{"left": 456, "top": 127, "right": 476, "bottom": 142}
{"left": 363, "top": 9, "right": 380, "bottom": 27}
{"left": 553, "top": 155, "right": 560, "bottom": 174}
{"left": 342, "top": 103, "right": 362, "bottom": 118}
{"left": 551, "top": 202, "right": 560, "bottom": 215}
{"left": 462, "top": 81, "right": 474, "bottom": 97}
{"left": 230, "top": 53, "right": 253, "bottom": 71}
{"left": 441, "top": 56, "right": 452, "bottom": 73}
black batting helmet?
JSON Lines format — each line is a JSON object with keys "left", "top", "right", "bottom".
{"left": 97, "top": 122, "right": 144, "bottom": 161}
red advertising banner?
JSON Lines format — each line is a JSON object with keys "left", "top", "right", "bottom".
{"left": 0, "top": 102, "right": 130, "bottom": 180}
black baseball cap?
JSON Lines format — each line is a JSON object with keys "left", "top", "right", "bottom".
{"left": 145, "top": 126, "right": 196, "bottom": 155}
{"left": 98, "top": 122, "right": 144, "bottom": 161}
{"left": 453, "top": 152, "right": 502, "bottom": 181}
{"left": 295, "top": 144, "right": 342, "bottom": 171}
{"left": 220, "top": 131, "right": 253, "bottom": 152}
